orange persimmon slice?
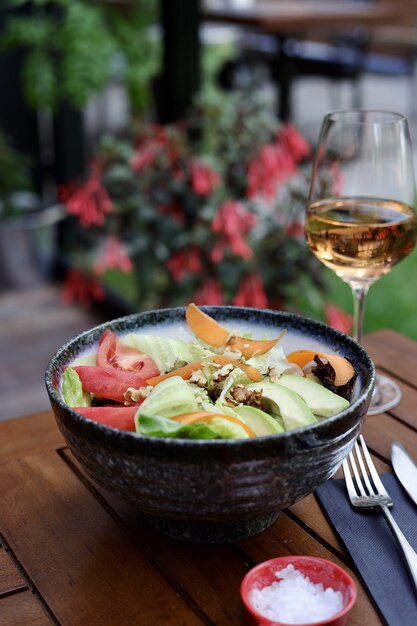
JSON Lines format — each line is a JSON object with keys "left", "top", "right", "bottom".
{"left": 146, "top": 355, "right": 262, "bottom": 386}
{"left": 286, "top": 350, "right": 355, "bottom": 387}
{"left": 172, "top": 412, "right": 255, "bottom": 437}
{"left": 146, "top": 361, "right": 204, "bottom": 386}
{"left": 211, "top": 355, "right": 262, "bottom": 381}
{"left": 185, "top": 303, "right": 285, "bottom": 358}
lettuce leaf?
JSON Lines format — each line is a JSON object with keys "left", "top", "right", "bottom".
{"left": 62, "top": 367, "right": 91, "bottom": 407}
{"left": 136, "top": 414, "right": 221, "bottom": 439}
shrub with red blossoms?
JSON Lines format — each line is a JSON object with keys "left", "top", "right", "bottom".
{"left": 59, "top": 84, "right": 326, "bottom": 311}
{"left": 232, "top": 273, "right": 268, "bottom": 309}
{"left": 62, "top": 161, "right": 112, "bottom": 228}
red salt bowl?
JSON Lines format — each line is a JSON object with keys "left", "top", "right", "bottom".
{"left": 240, "top": 556, "right": 357, "bottom": 626}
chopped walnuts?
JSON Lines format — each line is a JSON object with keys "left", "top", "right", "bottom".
{"left": 230, "top": 384, "right": 263, "bottom": 408}
{"left": 212, "top": 363, "right": 234, "bottom": 382}
{"left": 189, "top": 369, "right": 207, "bottom": 387}
{"left": 124, "top": 385, "right": 153, "bottom": 404}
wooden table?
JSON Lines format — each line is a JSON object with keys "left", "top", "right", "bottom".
{"left": 204, "top": 1, "right": 400, "bottom": 120}
{"left": 1, "top": 329, "right": 417, "bottom": 626}
{"left": 205, "top": 1, "right": 400, "bottom": 34}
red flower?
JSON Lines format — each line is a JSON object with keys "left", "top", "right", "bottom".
{"left": 190, "top": 160, "right": 221, "bottom": 196}
{"left": 211, "top": 200, "right": 256, "bottom": 261}
{"left": 232, "top": 273, "right": 268, "bottom": 309}
{"left": 130, "top": 123, "right": 172, "bottom": 172}
{"left": 325, "top": 304, "right": 352, "bottom": 335}
{"left": 277, "top": 124, "right": 310, "bottom": 161}
{"left": 247, "top": 143, "right": 295, "bottom": 201}
{"left": 63, "top": 161, "right": 112, "bottom": 228}
{"left": 285, "top": 220, "right": 304, "bottom": 239}
{"left": 192, "top": 278, "right": 224, "bottom": 305}
{"left": 130, "top": 144, "right": 157, "bottom": 172}
{"left": 157, "top": 200, "right": 185, "bottom": 224}
{"left": 61, "top": 269, "right": 106, "bottom": 307}
{"left": 93, "top": 235, "right": 133, "bottom": 275}
{"left": 167, "top": 245, "right": 203, "bottom": 281}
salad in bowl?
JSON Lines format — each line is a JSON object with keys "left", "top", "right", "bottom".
{"left": 61, "top": 304, "right": 357, "bottom": 440}
{"left": 46, "top": 305, "right": 374, "bottom": 542}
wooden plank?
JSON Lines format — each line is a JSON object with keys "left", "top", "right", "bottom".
{"left": 0, "top": 450, "right": 203, "bottom": 626}
{"left": 0, "top": 590, "right": 52, "bottom": 626}
{"left": 238, "top": 513, "right": 382, "bottom": 626}
{"left": 64, "top": 451, "right": 255, "bottom": 626}
{"left": 0, "top": 412, "right": 64, "bottom": 465}
{"left": 362, "top": 413, "right": 417, "bottom": 459}
{"left": 0, "top": 549, "right": 27, "bottom": 596}
{"left": 381, "top": 378, "right": 417, "bottom": 431}
{"left": 67, "top": 448, "right": 382, "bottom": 626}
{"left": 364, "top": 330, "right": 417, "bottom": 389}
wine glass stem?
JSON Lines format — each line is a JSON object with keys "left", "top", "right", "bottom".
{"left": 351, "top": 286, "right": 369, "bottom": 345}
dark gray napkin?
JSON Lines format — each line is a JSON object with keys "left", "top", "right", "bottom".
{"left": 316, "top": 473, "right": 417, "bottom": 626}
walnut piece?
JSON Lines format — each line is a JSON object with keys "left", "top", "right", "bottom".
{"left": 230, "top": 384, "right": 263, "bottom": 408}
{"left": 267, "top": 366, "right": 282, "bottom": 384}
{"left": 189, "top": 369, "right": 207, "bottom": 387}
{"left": 124, "top": 386, "right": 153, "bottom": 404}
{"left": 212, "top": 363, "right": 234, "bottom": 382}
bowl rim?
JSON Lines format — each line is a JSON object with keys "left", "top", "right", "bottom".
{"left": 45, "top": 305, "right": 375, "bottom": 447}
{"left": 240, "top": 555, "right": 358, "bottom": 626}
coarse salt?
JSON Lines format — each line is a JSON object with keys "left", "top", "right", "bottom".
{"left": 250, "top": 564, "right": 344, "bottom": 624}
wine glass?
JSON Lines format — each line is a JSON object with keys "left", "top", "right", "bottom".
{"left": 305, "top": 110, "right": 417, "bottom": 415}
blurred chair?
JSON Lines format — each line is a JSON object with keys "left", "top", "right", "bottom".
{"left": 217, "top": 27, "right": 370, "bottom": 117}
{"left": 365, "top": 26, "right": 417, "bottom": 118}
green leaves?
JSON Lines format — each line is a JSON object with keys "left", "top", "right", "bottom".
{"left": 1, "top": 0, "right": 159, "bottom": 113}
{"left": 60, "top": 3, "right": 116, "bottom": 109}
{"left": 62, "top": 367, "right": 91, "bottom": 408}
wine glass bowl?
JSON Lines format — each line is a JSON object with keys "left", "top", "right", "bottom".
{"left": 306, "top": 110, "right": 417, "bottom": 415}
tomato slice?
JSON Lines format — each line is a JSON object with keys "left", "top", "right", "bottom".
{"left": 96, "top": 329, "right": 117, "bottom": 367}
{"left": 97, "top": 329, "right": 159, "bottom": 377}
{"left": 73, "top": 405, "right": 138, "bottom": 431}
{"left": 73, "top": 366, "right": 149, "bottom": 403}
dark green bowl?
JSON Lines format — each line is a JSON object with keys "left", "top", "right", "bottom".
{"left": 45, "top": 306, "right": 375, "bottom": 543}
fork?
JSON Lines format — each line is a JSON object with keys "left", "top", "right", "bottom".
{"left": 343, "top": 434, "right": 417, "bottom": 594}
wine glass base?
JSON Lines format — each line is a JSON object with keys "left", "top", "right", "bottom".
{"left": 367, "top": 373, "right": 401, "bottom": 415}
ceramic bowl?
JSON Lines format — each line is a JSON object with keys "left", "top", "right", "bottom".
{"left": 45, "top": 306, "right": 375, "bottom": 543}
{"left": 240, "top": 555, "right": 357, "bottom": 626}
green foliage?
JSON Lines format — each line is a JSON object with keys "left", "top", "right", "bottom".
{"left": 0, "top": 130, "right": 32, "bottom": 217}
{"left": 61, "top": 85, "right": 326, "bottom": 312}
{"left": 2, "top": 0, "right": 159, "bottom": 114}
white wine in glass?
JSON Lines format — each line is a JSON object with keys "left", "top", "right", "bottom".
{"left": 306, "top": 110, "right": 417, "bottom": 415}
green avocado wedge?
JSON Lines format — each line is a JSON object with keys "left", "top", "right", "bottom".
{"left": 247, "top": 381, "right": 317, "bottom": 431}
{"left": 277, "top": 374, "right": 349, "bottom": 417}
{"left": 234, "top": 404, "right": 285, "bottom": 436}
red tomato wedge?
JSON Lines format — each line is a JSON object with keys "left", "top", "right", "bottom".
{"left": 73, "top": 366, "right": 149, "bottom": 403}
{"left": 97, "top": 329, "right": 159, "bottom": 377}
{"left": 73, "top": 406, "right": 138, "bottom": 431}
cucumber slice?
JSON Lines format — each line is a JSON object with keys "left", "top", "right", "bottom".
{"left": 206, "top": 416, "right": 251, "bottom": 439}
{"left": 121, "top": 334, "right": 193, "bottom": 373}
{"left": 134, "top": 376, "right": 198, "bottom": 427}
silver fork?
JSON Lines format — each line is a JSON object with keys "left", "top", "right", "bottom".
{"left": 343, "top": 434, "right": 417, "bottom": 594}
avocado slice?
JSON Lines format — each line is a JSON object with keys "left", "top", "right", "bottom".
{"left": 247, "top": 382, "right": 317, "bottom": 431}
{"left": 234, "top": 404, "right": 284, "bottom": 436}
{"left": 277, "top": 375, "right": 349, "bottom": 417}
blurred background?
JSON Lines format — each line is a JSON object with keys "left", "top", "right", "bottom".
{"left": 1, "top": 0, "right": 417, "bottom": 421}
